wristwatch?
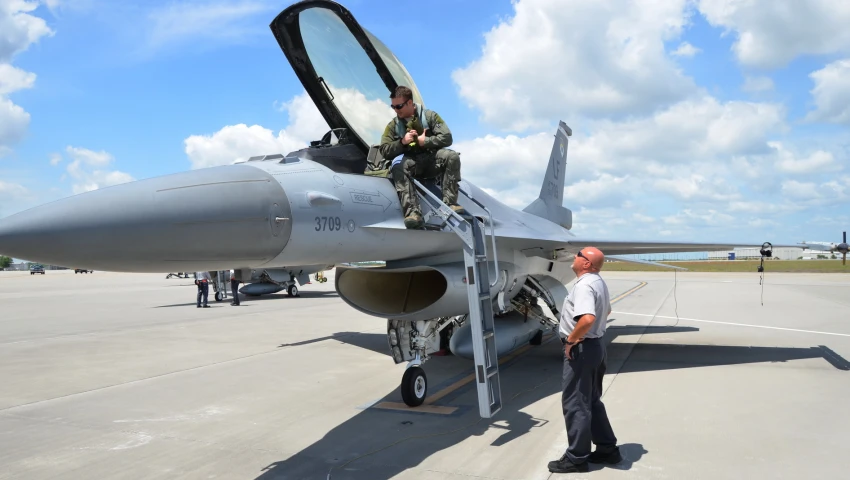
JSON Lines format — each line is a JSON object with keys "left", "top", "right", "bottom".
{"left": 565, "top": 339, "right": 577, "bottom": 346}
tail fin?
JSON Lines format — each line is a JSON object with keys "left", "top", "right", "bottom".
{"left": 522, "top": 121, "right": 573, "bottom": 229}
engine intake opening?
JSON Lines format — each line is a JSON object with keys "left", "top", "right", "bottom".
{"left": 337, "top": 269, "right": 447, "bottom": 316}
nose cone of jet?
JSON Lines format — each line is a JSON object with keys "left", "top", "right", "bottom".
{"left": 0, "top": 165, "right": 292, "bottom": 272}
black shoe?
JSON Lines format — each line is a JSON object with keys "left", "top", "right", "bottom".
{"left": 203, "top": 305, "right": 210, "bottom": 308}
{"left": 588, "top": 447, "right": 622, "bottom": 464}
{"left": 548, "top": 453, "right": 589, "bottom": 473}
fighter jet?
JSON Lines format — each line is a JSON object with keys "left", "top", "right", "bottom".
{"left": 799, "top": 231, "right": 849, "bottom": 265}
{"left": 0, "top": 0, "right": 774, "bottom": 417}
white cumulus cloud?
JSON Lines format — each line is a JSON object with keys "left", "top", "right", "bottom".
{"left": 0, "top": 0, "right": 52, "bottom": 155}
{"left": 0, "top": 0, "right": 54, "bottom": 63}
{"left": 654, "top": 174, "right": 740, "bottom": 202}
{"left": 184, "top": 91, "right": 328, "bottom": 169}
{"left": 452, "top": 0, "right": 696, "bottom": 131}
{"left": 64, "top": 146, "right": 134, "bottom": 194}
{"left": 65, "top": 145, "right": 114, "bottom": 166}
{"left": 0, "top": 63, "right": 35, "bottom": 95}
{"left": 671, "top": 41, "right": 700, "bottom": 57}
{"left": 698, "top": 0, "right": 850, "bottom": 68}
{"left": 804, "top": 59, "right": 850, "bottom": 125}
{"left": 0, "top": 97, "right": 29, "bottom": 155}
{"left": 770, "top": 141, "right": 841, "bottom": 173}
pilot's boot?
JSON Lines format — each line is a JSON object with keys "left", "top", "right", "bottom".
{"left": 404, "top": 213, "right": 424, "bottom": 229}
{"left": 438, "top": 149, "right": 465, "bottom": 215}
{"left": 450, "top": 204, "right": 467, "bottom": 215}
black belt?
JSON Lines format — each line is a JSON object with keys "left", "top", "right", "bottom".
{"left": 560, "top": 336, "right": 601, "bottom": 344}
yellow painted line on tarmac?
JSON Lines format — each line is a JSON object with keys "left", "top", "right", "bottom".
{"left": 610, "top": 281, "right": 647, "bottom": 305}
{"left": 372, "top": 281, "right": 648, "bottom": 415}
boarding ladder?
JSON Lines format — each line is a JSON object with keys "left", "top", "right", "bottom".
{"left": 412, "top": 179, "right": 502, "bottom": 418}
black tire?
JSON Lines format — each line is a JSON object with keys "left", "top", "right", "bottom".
{"left": 215, "top": 292, "right": 223, "bottom": 302}
{"left": 400, "top": 366, "right": 427, "bottom": 407}
{"left": 529, "top": 329, "right": 543, "bottom": 346}
{"left": 287, "top": 284, "right": 298, "bottom": 297}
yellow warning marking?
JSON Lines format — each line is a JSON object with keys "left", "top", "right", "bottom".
{"left": 373, "top": 281, "right": 648, "bottom": 415}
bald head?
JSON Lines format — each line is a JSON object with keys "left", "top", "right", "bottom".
{"left": 572, "top": 246, "right": 605, "bottom": 275}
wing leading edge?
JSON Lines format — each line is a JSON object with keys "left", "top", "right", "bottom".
{"left": 561, "top": 241, "right": 770, "bottom": 257}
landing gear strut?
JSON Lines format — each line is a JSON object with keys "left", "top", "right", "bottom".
{"left": 388, "top": 317, "right": 461, "bottom": 407}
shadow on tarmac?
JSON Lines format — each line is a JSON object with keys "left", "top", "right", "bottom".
{"left": 253, "top": 323, "right": 849, "bottom": 479}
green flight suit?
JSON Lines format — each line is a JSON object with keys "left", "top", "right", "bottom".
{"left": 378, "top": 104, "right": 461, "bottom": 221}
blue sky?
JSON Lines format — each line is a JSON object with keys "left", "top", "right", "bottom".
{"left": 1, "top": 0, "right": 849, "bottom": 250}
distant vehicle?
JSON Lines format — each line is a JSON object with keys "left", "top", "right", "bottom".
{"left": 74, "top": 269, "right": 93, "bottom": 274}
{"left": 30, "top": 264, "right": 45, "bottom": 275}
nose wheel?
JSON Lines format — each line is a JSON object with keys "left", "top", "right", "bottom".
{"left": 401, "top": 366, "right": 427, "bottom": 407}
{"left": 287, "top": 284, "right": 299, "bottom": 297}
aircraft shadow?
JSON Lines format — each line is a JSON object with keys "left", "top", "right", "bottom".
{"left": 241, "top": 290, "right": 339, "bottom": 301}
{"left": 278, "top": 331, "right": 388, "bottom": 356}
{"left": 153, "top": 291, "right": 338, "bottom": 308}
{"left": 254, "top": 325, "right": 848, "bottom": 479}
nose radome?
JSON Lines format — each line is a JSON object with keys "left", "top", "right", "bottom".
{"left": 0, "top": 164, "right": 291, "bottom": 272}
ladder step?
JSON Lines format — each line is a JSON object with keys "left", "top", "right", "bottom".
{"left": 487, "top": 366, "right": 499, "bottom": 378}
{"left": 479, "top": 293, "right": 491, "bottom": 301}
{"left": 483, "top": 329, "right": 494, "bottom": 340}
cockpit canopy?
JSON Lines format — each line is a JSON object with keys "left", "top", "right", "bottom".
{"left": 271, "top": 1, "right": 426, "bottom": 155}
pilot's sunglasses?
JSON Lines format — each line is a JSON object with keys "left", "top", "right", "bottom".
{"left": 576, "top": 250, "right": 588, "bottom": 260}
{"left": 391, "top": 101, "right": 408, "bottom": 110}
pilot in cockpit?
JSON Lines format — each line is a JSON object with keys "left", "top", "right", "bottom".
{"left": 378, "top": 86, "right": 465, "bottom": 229}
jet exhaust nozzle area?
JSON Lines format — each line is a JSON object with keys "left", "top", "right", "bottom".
{"left": 0, "top": 165, "right": 292, "bottom": 272}
{"left": 335, "top": 264, "right": 471, "bottom": 322}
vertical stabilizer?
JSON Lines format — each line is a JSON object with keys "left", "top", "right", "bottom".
{"left": 522, "top": 121, "right": 573, "bottom": 229}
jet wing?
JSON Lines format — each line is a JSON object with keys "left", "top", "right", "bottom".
{"left": 560, "top": 240, "right": 768, "bottom": 256}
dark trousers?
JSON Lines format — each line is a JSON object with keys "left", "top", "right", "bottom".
{"left": 230, "top": 279, "right": 240, "bottom": 305}
{"left": 391, "top": 149, "right": 461, "bottom": 218}
{"left": 561, "top": 337, "right": 617, "bottom": 463}
{"left": 197, "top": 282, "right": 209, "bottom": 306}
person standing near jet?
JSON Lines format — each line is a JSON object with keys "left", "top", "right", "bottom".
{"left": 229, "top": 269, "right": 241, "bottom": 306}
{"left": 195, "top": 271, "right": 212, "bottom": 308}
{"left": 549, "top": 247, "right": 621, "bottom": 474}
{"left": 379, "top": 85, "right": 464, "bottom": 229}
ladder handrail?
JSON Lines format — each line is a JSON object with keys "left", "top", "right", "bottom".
{"left": 458, "top": 186, "right": 500, "bottom": 288}
{"left": 411, "top": 179, "right": 472, "bottom": 244}
{"left": 410, "top": 179, "right": 500, "bottom": 288}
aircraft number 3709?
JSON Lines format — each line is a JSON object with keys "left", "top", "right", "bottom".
{"left": 315, "top": 216, "right": 342, "bottom": 231}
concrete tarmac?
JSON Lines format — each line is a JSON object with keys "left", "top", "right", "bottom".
{"left": 1, "top": 269, "right": 848, "bottom": 479}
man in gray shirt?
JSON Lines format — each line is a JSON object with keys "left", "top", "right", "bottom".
{"left": 548, "top": 247, "right": 621, "bottom": 474}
